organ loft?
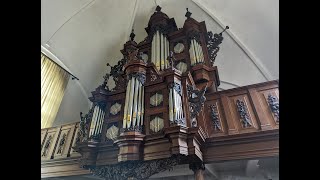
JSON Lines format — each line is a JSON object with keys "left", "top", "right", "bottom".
{"left": 41, "top": 5, "right": 279, "bottom": 180}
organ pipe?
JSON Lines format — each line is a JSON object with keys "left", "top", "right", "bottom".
{"left": 137, "top": 81, "right": 142, "bottom": 126}
{"left": 141, "top": 87, "right": 144, "bottom": 126}
{"left": 169, "top": 88, "right": 173, "bottom": 122}
{"left": 164, "top": 37, "right": 167, "bottom": 69}
{"left": 127, "top": 77, "right": 135, "bottom": 128}
{"left": 132, "top": 78, "right": 140, "bottom": 127}
{"left": 160, "top": 34, "right": 165, "bottom": 70}
{"left": 156, "top": 31, "right": 160, "bottom": 70}
{"left": 123, "top": 79, "right": 131, "bottom": 128}
{"left": 151, "top": 34, "right": 155, "bottom": 65}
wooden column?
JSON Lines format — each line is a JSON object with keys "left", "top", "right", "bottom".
{"left": 189, "top": 162, "right": 205, "bottom": 180}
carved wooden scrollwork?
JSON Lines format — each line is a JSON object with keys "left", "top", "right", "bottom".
{"left": 209, "top": 104, "right": 222, "bottom": 131}
{"left": 88, "top": 155, "right": 183, "bottom": 180}
{"left": 236, "top": 99, "right": 252, "bottom": 128}
{"left": 129, "top": 72, "right": 146, "bottom": 85}
{"left": 267, "top": 94, "right": 279, "bottom": 122}
{"left": 206, "top": 27, "right": 228, "bottom": 66}
{"left": 187, "top": 84, "right": 208, "bottom": 127}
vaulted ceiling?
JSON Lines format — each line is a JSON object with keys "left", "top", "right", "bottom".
{"left": 41, "top": 0, "right": 279, "bottom": 126}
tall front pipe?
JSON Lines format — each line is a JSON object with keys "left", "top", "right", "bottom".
{"left": 164, "top": 36, "right": 167, "bottom": 69}
{"left": 141, "top": 86, "right": 145, "bottom": 126}
{"left": 160, "top": 33, "right": 164, "bottom": 70}
{"left": 123, "top": 79, "right": 131, "bottom": 128}
{"left": 198, "top": 43, "right": 203, "bottom": 62}
{"left": 166, "top": 39, "right": 170, "bottom": 67}
{"left": 127, "top": 77, "right": 135, "bottom": 128}
{"left": 169, "top": 88, "right": 173, "bottom": 122}
{"left": 132, "top": 78, "right": 139, "bottom": 127}
{"left": 156, "top": 31, "right": 160, "bottom": 70}
{"left": 152, "top": 34, "right": 155, "bottom": 65}
{"left": 137, "top": 81, "right": 142, "bottom": 126}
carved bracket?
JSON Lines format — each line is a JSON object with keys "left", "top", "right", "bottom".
{"left": 88, "top": 155, "right": 184, "bottom": 180}
{"left": 267, "top": 94, "right": 279, "bottom": 122}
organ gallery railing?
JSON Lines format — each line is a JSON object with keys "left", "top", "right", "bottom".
{"left": 41, "top": 80, "right": 278, "bottom": 178}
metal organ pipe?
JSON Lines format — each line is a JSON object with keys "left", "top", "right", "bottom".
{"left": 123, "top": 79, "right": 131, "bottom": 128}
{"left": 127, "top": 77, "right": 135, "bottom": 128}
{"left": 166, "top": 40, "right": 169, "bottom": 67}
{"left": 156, "top": 31, "right": 160, "bottom": 70}
{"left": 192, "top": 39, "right": 198, "bottom": 64}
{"left": 160, "top": 34, "right": 164, "bottom": 70}
{"left": 198, "top": 43, "right": 204, "bottom": 62}
{"left": 190, "top": 40, "right": 196, "bottom": 66}
{"left": 141, "top": 86, "right": 144, "bottom": 126}
{"left": 132, "top": 78, "right": 139, "bottom": 127}
{"left": 93, "top": 107, "right": 101, "bottom": 136}
{"left": 137, "top": 81, "right": 142, "bottom": 126}
{"left": 152, "top": 34, "right": 156, "bottom": 65}
{"left": 164, "top": 36, "right": 167, "bottom": 69}
{"left": 169, "top": 88, "right": 173, "bottom": 122}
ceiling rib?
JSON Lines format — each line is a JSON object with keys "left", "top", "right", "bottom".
{"left": 192, "top": 0, "right": 273, "bottom": 81}
{"left": 45, "top": 0, "right": 97, "bottom": 46}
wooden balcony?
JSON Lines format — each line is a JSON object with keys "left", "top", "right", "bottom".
{"left": 41, "top": 80, "right": 278, "bottom": 178}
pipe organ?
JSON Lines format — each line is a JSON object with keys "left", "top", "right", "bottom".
{"left": 75, "top": 6, "right": 231, "bottom": 180}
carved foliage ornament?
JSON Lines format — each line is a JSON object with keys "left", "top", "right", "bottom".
{"left": 88, "top": 155, "right": 183, "bottom": 180}
{"left": 206, "top": 26, "right": 229, "bottom": 66}
{"left": 209, "top": 104, "right": 222, "bottom": 131}
{"left": 267, "top": 94, "right": 279, "bottom": 122}
{"left": 187, "top": 84, "right": 208, "bottom": 126}
{"left": 187, "top": 30, "right": 201, "bottom": 45}
{"left": 120, "top": 126, "right": 143, "bottom": 133}
{"left": 236, "top": 99, "right": 252, "bottom": 128}
{"left": 105, "top": 57, "right": 127, "bottom": 92}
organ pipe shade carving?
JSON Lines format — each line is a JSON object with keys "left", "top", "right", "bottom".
{"left": 150, "top": 116, "right": 164, "bottom": 133}
{"left": 41, "top": 53, "right": 70, "bottom": 129}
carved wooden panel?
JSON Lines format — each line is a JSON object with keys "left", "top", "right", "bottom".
{"left": 53, "top": 124, "right": 76, "bottom": 159}
{"left": 228, "top": 94, "right": 259, "bottom": 133}
{"left": 259, "top": 88, "right": 279, "bottom": 128}
{"left": 205, "top": 100, "right": 227, "bottom": 137}
{"left": 41, "top": 127, "right": 60, "bottom": 160}
{"left": 70, "top": 123, "right": 81, "bottom": 157}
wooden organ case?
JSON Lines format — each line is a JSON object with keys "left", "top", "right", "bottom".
{"left": 74, "top": 6, "right": 231, "bottom": 180}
